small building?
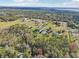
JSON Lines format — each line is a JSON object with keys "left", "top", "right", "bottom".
{"left": 24, "top": 17, "right": 29, "bottom": 20}
{"left": 22, "top": 17, "right": 30, "bottom": 22}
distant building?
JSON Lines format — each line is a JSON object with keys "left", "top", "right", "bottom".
{"left": 31, "top": 19, "right": 46, "bottom": 23}
{"left": 22, "top": 17, "right": 30, "bottom": 22}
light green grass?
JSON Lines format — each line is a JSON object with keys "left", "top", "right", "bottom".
{"left": 0, "top": 19, "right": 36, "bottom": 29}
{"left": 0, "top": 20, "right": 21, "bottom": 28}
{"left": 0, "top": 19, "right": 67, "bottom": 32}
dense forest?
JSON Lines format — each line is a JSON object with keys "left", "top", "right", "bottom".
{"left": 0, "top": 8, "right": 79, "bottom": 58}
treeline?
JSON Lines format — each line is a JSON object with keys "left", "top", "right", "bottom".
{"left": 0, "top": 10, "right": 79, "bottom": 29}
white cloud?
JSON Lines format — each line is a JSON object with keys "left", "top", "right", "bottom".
{"left": 3, "top": 2, "right": 53, "bottom": 7}
{"left": 0, "top": 0, "right": 78, "bottom": 8}
{"left": 72, "top": 0, "right": 79, "bottom": 1}
{"left": 50, "top": 0, "right": 79, "bottom": 8}
{"left": 11, "top": 0, "right": 54, "bottom": 7}
{"left": 13, "top": 0, "right": 39, "bottom": 3}
{"left": 66, "top": 2, "right": 79, "bottom": 7}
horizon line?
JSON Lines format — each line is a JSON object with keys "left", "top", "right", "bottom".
{"left": 0, "top": 6, "right": 79, "bottom": 8}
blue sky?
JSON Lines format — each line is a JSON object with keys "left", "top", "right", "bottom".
{"left": 0, "top": 0, "right": 79, "bottom": 7}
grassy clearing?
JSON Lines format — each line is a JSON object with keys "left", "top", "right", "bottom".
{"left": 0, "top": 20, "right": 21, "bottom": 28}
{"left": 0, "top": 19, "right": 36, "bottom": 29}
{"left": 0, "top": 19, "right": 67, "bottom": 31}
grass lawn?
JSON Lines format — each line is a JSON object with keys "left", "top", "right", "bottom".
{"left": 0, "top": 19, "right": 36, "bottom": 29}
{"left": 0, "top": 20, "right": 21, "bottom": 28}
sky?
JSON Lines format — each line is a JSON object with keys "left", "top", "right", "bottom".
{"left": 0, "top": 0, "right": 79, "bottom": 8}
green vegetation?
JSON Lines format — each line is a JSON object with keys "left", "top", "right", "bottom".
{"left": 0, "top": 9, "right": 79, "bottom": 58}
